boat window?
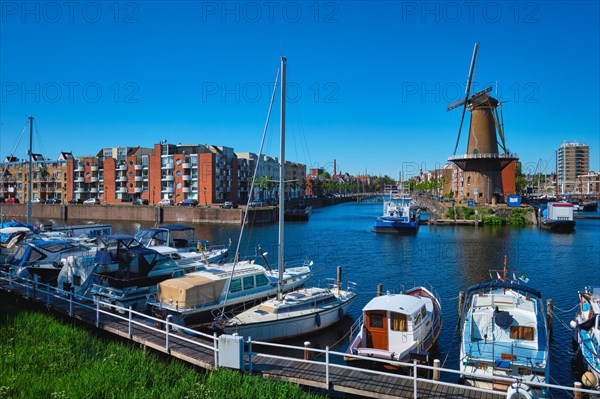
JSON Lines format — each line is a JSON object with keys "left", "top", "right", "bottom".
{"left": 510, "top": 325, "right": 535, "bottom": 340}
{"left": 43, "top": 243, "right": 72, "bottom": 253}
{"left": 28, "top": 248, "right": 46, "bottom": 263}
{"left": 421, "top": 306, "right": 427, "bottom": 320}
{"left": 229, "top": 278, "right": 242, "bottom": 293}
{"left": 243, "top": 276, "right": 254, "bottom": 290}
{"left": 390, "top": 312, "right": 407, "bottom": 332}
{"left": 255, "top": 274, "right": 269, "bottom": 287}
{"left": 414, "top": 310, "right": 423, "bottom": 326}
{"left": 369, "top": 313, "right": 384, "bottom": 329}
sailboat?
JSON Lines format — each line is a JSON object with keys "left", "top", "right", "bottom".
{"left": 221, "top": 56, "right": 356, "bottom": 341}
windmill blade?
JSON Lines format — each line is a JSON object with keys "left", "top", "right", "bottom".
{"left": 447, "top": 98, "right": 467, "bottom": 111}
{"left": 453, "top": 102, "right": 468, "bottom": 155}
{"left": 452, "top": 43, "right": 479, "bottom": 155}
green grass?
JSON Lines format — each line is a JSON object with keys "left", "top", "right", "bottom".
{"left": 0, "top": 312, "right": 322, "bottom": 399}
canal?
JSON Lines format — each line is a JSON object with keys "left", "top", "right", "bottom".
{"left": 24, "top": 200, "right": 600, "bottom": 390}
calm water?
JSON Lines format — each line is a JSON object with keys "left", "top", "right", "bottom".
{"left": 42, "top": 201, "right": 600, "bottom": 393}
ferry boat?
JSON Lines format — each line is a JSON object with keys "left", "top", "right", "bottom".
{"left": 460, "top": 260, "right": 549, "bottom": 397}
{"left": 346, "top": 285, "right": 442, "bottom": 367}
{"left": 571, "top": 287, "right": 600, "bottom": 390}
{"left": 373, "top": 186, "right": 420, "bottom": 234}
{"left": 540, "top": 202, "right": 575, "bottom": 233}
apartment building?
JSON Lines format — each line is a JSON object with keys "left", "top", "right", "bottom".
{"left": 556, "top": 141, "right": 590, "bottom": 195}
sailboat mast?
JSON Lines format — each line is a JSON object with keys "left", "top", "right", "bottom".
{"left": 27, "top": 116, "right": 34, "bottom": 225}
{"left": 277, "top": 56, "right": 286, "bottom": 300}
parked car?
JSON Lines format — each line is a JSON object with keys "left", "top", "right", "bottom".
{"left": 220, "top": 201, "right": 238, "bottom": 209}
{"left": 68, "top": 198, "right": 84, "bottom": 204}
{"left": 158, "top": 198, "right": 174, "bottom": 206}
{"left": 83, "top": 198, "right": 100, "bottom": 205}
{"left": 45, "top": 198, "right": 61, "bottom": 204}
{"left": 178, "top": 199, "right": 199, "bottom": 207}
{"left": 133, "top": 198, "right": 149, "bottom": 205}
{"left": 6, "top": 198, "right": 20, "bottom": 204}
{"left": 248, "top": 200, "right": 264, "bottom": 207}
{"left": 31, "top": 198, "right": 44, "bottom": 204}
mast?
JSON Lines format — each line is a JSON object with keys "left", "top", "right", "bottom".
{"left": 27, "top": 116, "right": 34, "bottom": 225}
{"left": 277, "top": 56, "right": 286, "bottom": 301}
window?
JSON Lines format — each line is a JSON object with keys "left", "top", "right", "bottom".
{"left": 243, "top": 276, "right": 255, "bottom": 290}
{"left": 255, "top": 274, "right": 269, "bottom": 286}
{"left": 368, "top": 313, "right": 384, "bottom": 329}
{"left": 390, "top": 312, "right": 407, "bottom": 332}
{"left": 229, "top": 278, "right": 242, "bottom": 293}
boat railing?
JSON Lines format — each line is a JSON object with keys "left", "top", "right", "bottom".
{"left": 1, "top": 270, "right": 596, "bottom": 399}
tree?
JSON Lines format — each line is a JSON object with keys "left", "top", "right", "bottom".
{"left": 319, "top": 171, "right": 331, "bottom": 179}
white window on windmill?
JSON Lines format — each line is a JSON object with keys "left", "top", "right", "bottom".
{"left": 467, "top": 176, "right": 472, "bottom": 186}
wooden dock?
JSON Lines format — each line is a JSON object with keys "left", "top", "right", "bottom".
{"left": 1, "top": 272, "right": 583, "bottom": 399}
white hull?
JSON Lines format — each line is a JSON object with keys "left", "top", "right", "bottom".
{"left": 225, "top": 295, "right": 355, "bottom": 341}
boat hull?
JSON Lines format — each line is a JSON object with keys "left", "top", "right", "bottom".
{"left": 540, "top": 219, "right": 575, "bottom": 233}
{"left": 373, "top": 219, "right": 420, "bottom": 234}
{"left": 224, "top": 295, "right": 355, "bottom": 342}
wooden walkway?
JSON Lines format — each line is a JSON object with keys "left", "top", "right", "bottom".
{"left": 0, "top": 274, "right": 502, "bottom": 399}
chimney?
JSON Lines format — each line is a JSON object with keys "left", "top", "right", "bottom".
{"left": 334, "top": 159, "right": 337, "bottom": 176}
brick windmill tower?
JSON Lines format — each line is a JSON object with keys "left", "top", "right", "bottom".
{"left": 448, "top": 43, "right": 518, "bottom": 203}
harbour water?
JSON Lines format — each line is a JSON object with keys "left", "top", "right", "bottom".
{"left": 32, "top": 200, "right": 600, "bottom": 391}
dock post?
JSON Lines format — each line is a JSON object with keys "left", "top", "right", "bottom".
{"left": 69, "top": 288, "right": 73, "bottom": 317}
{"left": 128, "top": 306, "right": 133, "bottom": 339}
{"left": 377, "top": 283, "right": 383, "bottom": 297}
{"left": 46, "top": 282, "right": 50, "bottom": 307}
{"left": 547, "top": 299, "right": 553, "bottom": 337}
{"left": 248, "top": 337, "right": 253, "bottom": 375}
{"left": 165, "top": 315, "right": 172, "bottom": 353}
{"left": 325, "top": 346, "right": 330, "bottom": 388}
{"left": 336, "top": 266, "right": 342, "bottom": 289}
{"left": 304, "top": 341, "right": 311, "bottom": 360}
{"left": 432, "top": 359, "right": 441, "bottom": 381}
{"left": 574, "top": 382, "right": 582, "bottom": 399}
{"left": 214, "top": 332, "right": 219, "bottom": 370}
{"left": 413, "top": 360, "right": 418, "bottom": 398}
{"left": 96, "top": 300, "right": 100, "bottom": 327}
{"left": 33, "top": 274, "right": 38, "bottom": 299}
{"left": 458, "top": 291, "right": 465, "bottom": 319}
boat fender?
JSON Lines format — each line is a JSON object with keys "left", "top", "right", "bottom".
{"left": 506, "top": 383, "right": 532, "bottom": 399}
{"left": 582, "top": 371, "right": 597, "bottom": 388}
{"left": 315, "top": 313, "right": 321, "bottom": 327}
{"left": 569, "top": 319, "right": 576, "bottom": 329}
{"left": 338, "top": 307, "right": 344, "bottom": 321}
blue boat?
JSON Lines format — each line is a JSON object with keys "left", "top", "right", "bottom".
{"left": 373, "top": 186, "right": 420, "bottom": 234}
{"left": 572, "top": 287, "right": 600, "bottom": 390}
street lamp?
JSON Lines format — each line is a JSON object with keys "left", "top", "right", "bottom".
{"left": 203, "top": 186, "right": 207, "bottom": 207}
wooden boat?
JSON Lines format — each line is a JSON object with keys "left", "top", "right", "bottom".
{"left": 346, "top": 285, "right": 442, "bottom": 367}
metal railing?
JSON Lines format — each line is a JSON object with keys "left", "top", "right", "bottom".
{"left": 0, "top": 270, "right": 597, "bottom": 399}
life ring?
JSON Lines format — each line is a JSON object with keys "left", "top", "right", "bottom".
{"left": 506, "top": 382, "right": 532, "bottom": 399}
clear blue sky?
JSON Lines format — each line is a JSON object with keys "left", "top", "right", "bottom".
{"left": 1, "top": 1, "right": 599, "bottom": 179}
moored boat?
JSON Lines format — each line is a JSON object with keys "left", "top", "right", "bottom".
{"left": 571, "top": 287, "right": 600, "bottom": 390}
{"left": 540, "top": 202, "right": 575, "bottom": 233}
{"left": 459, "top": 261, "right": 549, "bottom": 397}
{"left": 374, "top": 186, "right": 419, "bottom": 234}
{"left": 346, "top": 285, "right": 442, "bottom": 367}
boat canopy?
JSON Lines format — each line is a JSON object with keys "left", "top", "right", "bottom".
{"left": 157, "top": 274, "right": 226, "bottom": 308}
{"left": 160, "top": 224, "right": 194, "bottom": 232}
{"left": 466, "top": 281, "right": 542, "bottom": 298}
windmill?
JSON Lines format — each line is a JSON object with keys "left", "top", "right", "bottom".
{"left": 447, "top": 43, "right": 518, "bottom": 203}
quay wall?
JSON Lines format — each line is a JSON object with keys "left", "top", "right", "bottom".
{"left": 0, "top": 196, "right": 359, "bottom": 225}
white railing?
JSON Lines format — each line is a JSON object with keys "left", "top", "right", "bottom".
{"left": 0, "top": 270, "right": 597, "bottom": 399}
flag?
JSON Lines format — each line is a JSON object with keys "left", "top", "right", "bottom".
{"left": 518, "top": 273, "right": 529, "bottom": 283}
{"left": 496, "top": 272, "right": 505, "bottom": 282}
{"left": 512, "top": 272, "right": 519, "bottom": 283}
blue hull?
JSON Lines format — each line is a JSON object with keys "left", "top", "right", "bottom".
{"left": 373, "top": 220, "right": 420, "bottom": 234}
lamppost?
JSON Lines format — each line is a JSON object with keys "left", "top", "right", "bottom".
{"left": 203, "top": 186, "right": 207, "bottom": 207}
{"left": 152, "top": 186, "right": 155, "bottom": 204}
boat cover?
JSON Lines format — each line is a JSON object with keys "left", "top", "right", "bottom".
{"left": 157, "top": 275, "right": 225, "bottom": 308}
{"left": 466, "top": 280, "right": 541, "bottom": 298}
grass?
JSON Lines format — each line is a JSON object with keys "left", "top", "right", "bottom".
{"left": 0, "top": 312, "right": 322, "bottom": 399}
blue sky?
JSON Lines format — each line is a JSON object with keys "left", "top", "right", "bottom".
{"left": 1, "top": 1, "right": 599, "bottom": 178}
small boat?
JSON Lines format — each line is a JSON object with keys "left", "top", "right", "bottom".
{"left": 134, "top": 224, "right": 229, "bottom": 265}
{"left": 540, "top": 202, "right": 575, "bottom": 233}
{"left": 0, "top": 221, "right": 38, "bottom": 249}
{"left": 346, "top": 285, "right": 442, "bottom": 367}
{"left": 460, "top": 259, "right": 549, "bottom": 397}
{"left": 150, "top": 260, "right": 312, "bottom": 325}
{"left": 582, "top": 201, "right": 599, "bottom": 212}
{"left": 218, "top": 57, "right": 354, "bottom": 341}
{"left": 88, "top": 234, "right": 203, "bottom": 311}
{"left": 8, "top": 238, "right": 96, "bottom": 284}
{"left": 374, "top": 186, "right": 420, "bottom": 234}
{"left": 571, "top": 287, "right": 600, "bottom": 390}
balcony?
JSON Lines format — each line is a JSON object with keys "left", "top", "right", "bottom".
{"left": 90, "top": 166, "right": 98, "bottom": 172}
{"left": 162, "top": 175, "right": 174, "bottom": 181}
{"left": 182, "top": 187, "right": 191, "bottom": 193}
{"left": 90, "top": 188, "right": 98, "bottom": 193}
{"left": 117, "top": 188, "right": 127, "bottom": 193}
{"left": 135, "top": 176, "right": 143, "bottom": 182}
{"left": 182, "top": 175, "right": 191, "bottom": 181}
{"left": 75, "top": 188, "right": 85, "bottom": 193}
{"left": 74, "top": 177, "right": 84, "bottom": 183}
{"left": 134, "top": 165, "right": 143, "bottom": 170}
{"left": 182, "top": 163, "right": 191, "bottom": 169}
{"left": 74, "top": 166, "right": 84, "bottom": 172}
{"left": 117, "top": 176, "right": 127, "bottom": 182}
{"left": 134, "top": 187, "right": 143, "bottom": 193}
{"left": 161, "top": 163, "right": 174, "bottom": 170}
{"left": 90, "top": 177, "right": 98, "bottom": 183}
{"left": 162, "top": 187, "right": 174, "bottom": 193}
{"left": 117, "top": 164, "right": 127, "bottom": 171}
